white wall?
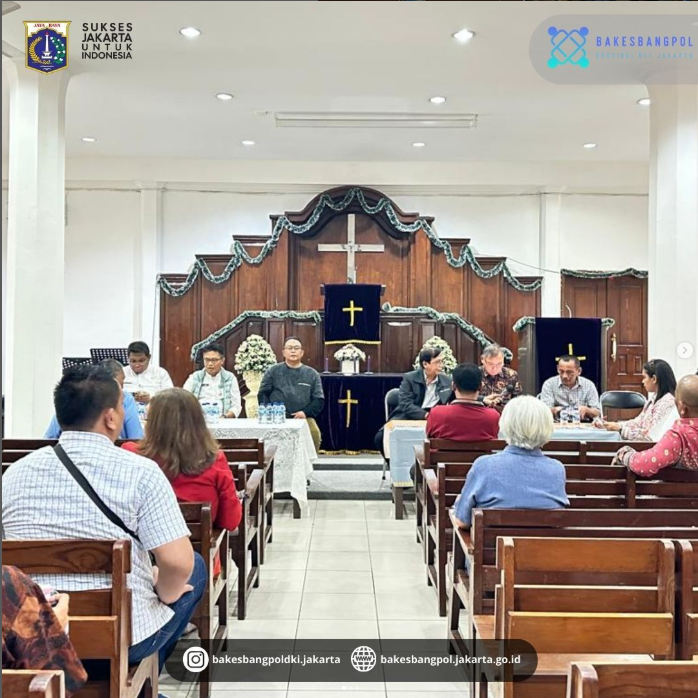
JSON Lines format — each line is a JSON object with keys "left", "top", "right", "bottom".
{"left": 1, "top": 158, "right": 650, "bottom": 367}
{"left": 63, "top": 189, "right": 140, "bottom": 356}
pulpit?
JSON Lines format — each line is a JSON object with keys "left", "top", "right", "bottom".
{"left": 516, "top": 317, "right": 610, "bottom": 395}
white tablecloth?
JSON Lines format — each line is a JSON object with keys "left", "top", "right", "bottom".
{"left": 209, "top": 419, "right": 317, "bottom": 506}
{"left": 387, "top": 423, "right": 621, "bottom": 487}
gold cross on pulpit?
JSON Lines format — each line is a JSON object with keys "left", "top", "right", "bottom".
{"left": 338, "top": 389, "right": 359, "bottom": 428}
{"left": 556, "top": 343, "right": 587, "bottom": 362}
{"left": 342, "top": 300, "right": 363, "bottom": 327}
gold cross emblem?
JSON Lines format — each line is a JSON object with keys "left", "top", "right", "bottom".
{"left": 556, "top": 343, "right": 587, "bottom": 362}
{"left": 342, "top": 300, "right": 364, "bottom": 327}
{"left": 337, "top": 389, "right": 359, "bottom": 428}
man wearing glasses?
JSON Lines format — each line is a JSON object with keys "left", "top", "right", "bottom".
{"left": 258, "top": 337, "right": 325, "bottom": 451}
{"left": 184, "top": 342, "right": 242, "bottom": 418}
{"left": 478, "top": 344, "right": 522, "bottom": 409}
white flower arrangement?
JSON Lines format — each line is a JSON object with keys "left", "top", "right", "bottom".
{"left": 234, "top": 334, "right": 277, "bottom": 374}
{"left": 413, "top": 336, "right": 457, "bottom": 374}
{"left": 333, "top": 344, "right": 367, "bottom": 362}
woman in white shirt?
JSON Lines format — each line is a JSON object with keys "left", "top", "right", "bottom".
{"left": 599, "top": 359, "right": 678, "bottom": 441}
{"left": 122, "top": 341, "right": 174, "bottom": 404}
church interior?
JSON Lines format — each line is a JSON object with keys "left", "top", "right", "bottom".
{"left": 2, "top": 2, "right": 698, "bottom": 698}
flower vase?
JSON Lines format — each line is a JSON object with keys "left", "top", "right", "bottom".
{"left": 340, "top": 359, "right": 359, "bottom": 375}
{"left": 243, "top": 371, "right": 264, "bottom": 419}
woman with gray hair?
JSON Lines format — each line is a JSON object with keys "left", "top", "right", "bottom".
{"left": 453, "top": 396, "right": 568, "bottom": 529}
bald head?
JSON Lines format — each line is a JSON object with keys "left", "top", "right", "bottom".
{"left": 676, "top": 374, "right": 698, "bottom": 418}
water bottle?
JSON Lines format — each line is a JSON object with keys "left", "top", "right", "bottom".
{"left": 570, "top": 402, "right": 580, "bottom": 424}
{"left": 137, "top": 402, "right": 147, "bottom": 421}
{"left": 273, "top": 402, "right": 283, "bottom": 425}
{"left": 259, "top": 403, "right": 269, "bottom": 425}
{"left": 209, "top": 400, "right": 221, "bottom": 424}
{"left": 278, "top": 402, "right": 286, "bottom": 424}
{"left": 201, "top": 402, "right": 211, "bottom": 424}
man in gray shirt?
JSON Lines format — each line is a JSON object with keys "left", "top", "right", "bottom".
{"left": 258, "top": 336, "right": 324, "bottom": 451}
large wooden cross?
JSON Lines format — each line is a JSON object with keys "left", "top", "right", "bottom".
{"left": 317, "top": 213, "right": 384, "bottom": 283}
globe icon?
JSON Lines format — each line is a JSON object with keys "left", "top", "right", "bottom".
{"left": 351, "top": 645, "right": 377, "bottom": 673}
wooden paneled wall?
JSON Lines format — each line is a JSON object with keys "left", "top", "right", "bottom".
{"left": 160, "top": 186, "right": 541, "bottom": 387}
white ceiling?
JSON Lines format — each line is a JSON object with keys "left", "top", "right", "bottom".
{"left": 1, "top": 1, "right": 679, "bottom": 163}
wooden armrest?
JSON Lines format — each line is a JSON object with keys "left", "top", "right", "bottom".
{"left": 263, "top": 445, "right": 277, "bottom": 469}
{"left": 424, "top": 469, "right": 439, "bottom": 497}
{"left": 414, "top": 444, "right": 425, "bottom": 467}
{"left": 448, "top": 513, "right": 471, "bottom": 552}
{"left": 211, "top": 528, "right": 227, "bottom": 551}
{"left": 245, "top": 469, "right": 264, "bottom": 495}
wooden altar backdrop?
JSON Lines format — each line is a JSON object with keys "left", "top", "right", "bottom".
{"left": 159, "top": 186, "right": 541, "bottom": 387}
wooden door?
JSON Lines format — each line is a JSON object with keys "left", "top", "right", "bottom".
{"left": 562, "top": 275, "right": 648, "bottom": 418}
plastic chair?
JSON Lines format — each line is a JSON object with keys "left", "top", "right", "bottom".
{"left": 600, "top": 390, "right": 647, "bottom": 415}
{"left": 90, "top": 348, "right": 129, "bottom": 366}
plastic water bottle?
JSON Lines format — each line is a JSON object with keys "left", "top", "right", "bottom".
{"left": 278, "top": 403, "right": 286, "bottom": 424}
{"left": 272, "top": 402, "right": 282, "bottom": 425}
{"left": 209, "top": 400, "right": 221, "bottom": 424}
{"left": 259, "top": 403, "right": 269, "bottom": 425}
{"left": 570, "top": 402, "right": 580, "bottom": 424}
{"left": 136, "top": 402, "right": 147, "bottom": 421}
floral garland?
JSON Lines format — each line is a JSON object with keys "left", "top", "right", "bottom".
{"left": 190, "top": 310, "right": 321, "bottom": 360}
{"left": 513, "top": 316, "right": 616, "bottom": 333}
{"left": 382, "top": 302, "right": 513, "bottom": 362}
{"left": 159, "top": 187, "right": 542, "bottom": 298}
{"left": 561, "top": 268, "right": 648, "bottom": 279}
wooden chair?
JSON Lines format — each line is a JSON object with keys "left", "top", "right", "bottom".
{"left": 1, "top": 670, "right": 65, "bottom": 697}
{"left": 1, "top": 539, "right": 158, "bottom": 698}
{"left": 475, "top": 536, "right": 676, "bottom": 698}
{"left": 221, "top": 440, "right": 276, "bottom": 564}
{"left": 675, "top": 539, "right": 698, "bottom": 660}
{"left": 228, "top": 464, "right": 263, "bottom": 620}
{"left": 178, "top": 503, "right": 229, "bottom": 698}
{"left": 448, "top": 508, "right": 698, "bottom": 649}
{"left": 568, "top": 660, "right": 698, "bottom": 698}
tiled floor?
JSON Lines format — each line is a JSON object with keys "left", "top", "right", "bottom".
{"left": 161, "top": 499, "right": 469, "bottom": 698}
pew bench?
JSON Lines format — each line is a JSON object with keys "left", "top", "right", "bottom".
{"left": 676, "top": 538, "right": 698, "bottom": 660}
{"left": 472, "top": 536, "right": 676, "bottom": 698}
{"left": 178, "top": 502, "right": 229, "bottom": 698}
{"left": 1, "top": 670, "right": 65, "bottom": 697}
{"left": 1, "top": 539, "right": 158, "bottom": 698}
{"left": 568, "top": 660, "right": 698, "bottom": 698}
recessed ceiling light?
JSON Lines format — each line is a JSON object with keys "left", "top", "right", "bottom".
{"left": 81, "top": 137, "right": 96, "bottom": 143}
{"left": 429, "top": 96, "right": 447, "bottom": 105}
{"left": 637, "top": 98, "right": 651, "bottom": 106}
{"left": 179, "top": 27, "right": 201, "bottom": 38}
{"left": 412, "top": 142, "right": 426, "bottom": 148}
{"left": 241, "top": 140, "right": 255, "bottom": 146}
{"left": 452, "top": 28, "right": 474, "bottom": 43}
{"left": 216, "top": 93, "right": 233, "bottom": 101}
{"left": 582, "top": 142, "right": 598, "bottom": 149}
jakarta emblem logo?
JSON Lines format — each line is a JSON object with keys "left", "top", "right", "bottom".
{"left": 25, "top": 22, "right": 70, "bottom": 74}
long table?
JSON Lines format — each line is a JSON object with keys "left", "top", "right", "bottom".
{"left": 387, "top": 422, "right": 622, "bottom": 487}
{"left": 210, "top": 418, "right": 317, "bottom": 516}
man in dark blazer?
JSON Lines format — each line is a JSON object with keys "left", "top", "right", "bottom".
{"left": 374, "top": 347, "right": 453, "bottom": 454}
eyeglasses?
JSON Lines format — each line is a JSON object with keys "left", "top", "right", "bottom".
{"left": 203, "top": 357, "right": 224, "bottom": 364}
{"left": 285, "top": 346, "right": 302, "bottom": 351}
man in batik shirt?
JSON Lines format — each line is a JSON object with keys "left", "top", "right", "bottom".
{"left": 478, "top": 344, "right": 522, "bottom": 409}
{"left": 2, "top": 565, "right": 87, "bottom": 696}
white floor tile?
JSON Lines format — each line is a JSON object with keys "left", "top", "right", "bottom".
{"left": 370, "top": 552, "right": 424, "bottom": 576}
{"left": 368, "top": 536, "right": 420, "bottom": 553}
{"left": 263, "top": 550, "right": 309, "bottom": 571}
{"left": 314, "top": 502, "right": 367, "bottom": 520}
{"left": 246, "top": 591, "right": 303, "bottom": 620}
{"left": 252, "top": 569, "right": 306, "bottom": 593}
{"left": 307, "top": 551, "right": 371, "bottom": 571}
{"left": 386, "top": 691, "right": 469, "bottom": 697}
{"left": 227, "top": 618, "right": 298, "bottom": 640}
{"left": 303, "top": 570, "right": 374, "bottom": 594}
{"left": 379, "top": 620, "right": 447, "bottom": 640}
{"left": 288, "top": 688, "right": 386, "bottom": 696}
{"left": 310, "top": 519, "right": 367, "bottom": 535}
{"left": 300, "top": 593, "right": 377, "bottom": 620}
{"left": 372, "top": 573, "right": 431, "bottom": 594}
{"left": 310, "top": 536, "right": 369, "bottom": 552}
{"left": 296, "top": 619, "right": 379, "bottom": 640}
{"left": 211, "top": 685, "right": 288, "bottom": 695}
{"left": 375, "top": 589, "right": 439, "bottom": 621}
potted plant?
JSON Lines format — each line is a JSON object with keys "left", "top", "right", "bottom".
{"left": 234, "top": 335, "right": 277, "bottom": 418}
{"left": 413, "top": 336, "right": 457, "bottom": 374}
{"left": 333, "top": 343, "right": 366, "bottom": 375}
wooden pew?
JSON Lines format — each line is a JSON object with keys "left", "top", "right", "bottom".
{"left": 178, "top": 502, "right": 229, "bottom": 698}
{"left": 1, "top": 539, "right": 158, "bottom": 698}
{"left": 228, "top": 464, "right": 263, "bottom": 620}
{"left": 474, "top": 536, "right": 676, "bottom": 698}
{"left": 220, "top": 438, "right": 277, "bottom": 564}
{"left": 675, "top": 539, "right": 698, "bottom": 660}
{"left": 1, "top": 670, "right": 65, "bottom": 697}
{"left": 568, "top": 660, "right": 698, "bottom": 698}
{"left": 448, "top": 508, "right": 698, "bottom": 645}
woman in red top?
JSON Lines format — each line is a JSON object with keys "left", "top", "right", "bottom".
{"left": 122, "top": 388, "right": 242, "bottom": 574}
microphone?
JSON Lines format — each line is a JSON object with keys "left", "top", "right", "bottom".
{"left": 499, "top": 384, "right": 515, "bottom": 399}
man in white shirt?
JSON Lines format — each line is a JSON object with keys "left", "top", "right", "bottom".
{"left": 183, "top": 342, "right": 242, "bottom": 418}
{"left": 2, "top": 363, "right": 206, "bottom": 673}
{"left": 123, "top": 341, "right": 174, "bottom": 405}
